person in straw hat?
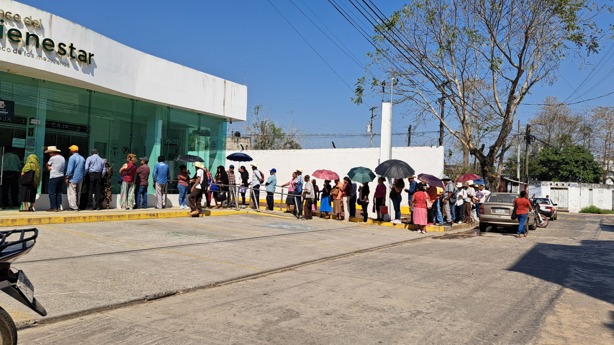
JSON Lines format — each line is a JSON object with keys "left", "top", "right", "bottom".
{"left": 45, "top": 146, "right": 65, "bottom": 212}
{"left": 188, "top": 162, "right": 206, "bottom": 216}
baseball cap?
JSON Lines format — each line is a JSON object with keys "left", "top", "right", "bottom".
{"left": 270, "top": 168, "right": 277, "bottom": 173}
{"left": 68, "top": 145, "right": 79, "bottom": 151}
{"left": 140, "top": 157, "right": 149, "bottom": 163}
{"left": 229, "top": 164, "right": 235, "bottom": 169}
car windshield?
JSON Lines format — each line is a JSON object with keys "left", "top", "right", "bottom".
{"left": 534, "top": 198, "right": 550, "bottom": 204}
{"left": 487, "top": 193, "right": 516, "bottom": 203}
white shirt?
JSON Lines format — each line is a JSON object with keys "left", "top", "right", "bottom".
{"left": 303, "top": 181, "right": 315, "bottom": 199}
{"left": 480, "top": 189, "right": 491, "bottom": 203}
{"left": 251, "top": 169, "right": 263, "bottom": 187}
{"left": 456, "top": 189, "right": 466, "bottom": 206}
{"left": 195, "top": 169, "right": 204, "bottom": 189}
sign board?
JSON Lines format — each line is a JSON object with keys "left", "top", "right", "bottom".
{"left": 0, "top": 100, "right": 15, "bottom": 118}
{"left": 11, "top": 138, "right": 25, "bottom": 148}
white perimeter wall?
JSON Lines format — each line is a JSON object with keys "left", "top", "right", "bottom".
{"left": 0, "top": 0, "right": 247, "bottom": 121}
{"left": 227, "top": 146, "right": 444, "bottom": 217}
{"left": 530, "top": 181, "right": 614, "bottom": 213}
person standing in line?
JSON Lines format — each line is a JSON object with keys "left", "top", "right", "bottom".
{"left": 390, "top": 178, "right": 405, "bottom": 222}
{"left": 250, "top": 164, "right": 263, "bottom": 209}
{"left": 153, "top": 156, "right": 170, "bottom": 209}
{"left": 265, "top": 168, "right": 277, "bottom": 211}
{"left": 1, "top": 147, "right": 21, "bottom": 209}
{"left": 294, "top": 169, "right": 304, "bottom": 218}
{"left": 312, "top": 179, "right": 320, "bottom": 212}
{"left": 513, "top": 190, "right": 533, "bottom": 238}
{"left": 349, "top": 181, "right": 357, "bottom": 218}
{"left": 135, "top": 157, "right": 150, "bottom": 209}
{"left": 238, "top": 166, "right": 249, "bottom": 208}
{"left": 455, "top": 182, "right": 465, "bottom": 224}
{"left": 177, "top": 165, "right": 189, "bottom": 209}
{"left": 411, "top": 183, "right": 429, "bottom": 233}
{"left": 302, "top": 174, "right": 314, "bottom": 219}
{"left": 19, "top": 154, "right": 40, "bottom": 212}
{"left": 319, "top": 180, "right": 332, "bottom": 218}
{"left": 102, "top": 159, "right": 113, "bottom": 209}
{"left": 404, "top": 175, "right": 417, "bottom": 223}
{"left": 442, "top": 176, "right": 455, "bottom": 224}
{"left": 331, "top": 179, "right": 343, "bottom": 220}
{"left": 84, "top": 148, "right": 106, "bottom": 210}
{"left": 119, "top": 154, "right": 137, "bottom": 210}
{"left": 204, "top": 167, "right": 213, "bottom": 208}
{"left": 45, "top": 146, "right": 65, "bottom": 212}
{"left": 342, "top": 176, "right": 351, "bottom": 222}
{"left": 227, "top": 165, "right": 237, "bottom": 207}
{"left": 358, "top": 181, "right": 370, "bottom": 222}
{"left": 65, "top": 145, "right": 85, "bottom": 211}
{"left": 189, "top": 162, "right": 205, "bottom": 217}
{"left": 281, "top": 172, "right": 297, "bottom": 214}
{"left": 374, "top": 177, "right": 386, "bottom": 221}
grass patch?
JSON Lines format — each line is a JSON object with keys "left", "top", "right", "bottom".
{"left": 579, "top": 205, "right": 614, "bottom": 214}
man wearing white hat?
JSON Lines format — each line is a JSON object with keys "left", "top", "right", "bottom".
{"left": 45, "top": 146, "right": 65, "bottom": 212}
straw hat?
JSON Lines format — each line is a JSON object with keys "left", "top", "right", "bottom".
{"left": 456, "top": 182, "right": 463, "bottom": 188}
{"left": 194, "top": 162, "right": 205, "bottom": 169}
{"left": 44, "top": 146, "right": 61, "bottom": 153}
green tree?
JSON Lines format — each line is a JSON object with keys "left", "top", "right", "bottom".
{"left": 355, "top": 0, "right": 606, "bottom": 188}
{"left": 534, "top": 145, "right": 603, "bottom": 183}
{"left": 247, "top": 105, "right": 301, "bottom": 150}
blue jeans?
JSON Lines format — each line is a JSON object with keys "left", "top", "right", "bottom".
{"left": 450, "top": 200, "right": 456, "bottom": 221}
{"left": 178, "top": 184, "right": 188, "bottom": 207}
{"left": 136, "top": 185, "right": 148, "bottom": 208}
{"left": 435, "top": 200, "right": 443, "bottom": 224}
{"left": 392, "top": 196, "right": 402, "bottom": 220}
{"left": 517, "top": 213, "right": 528, "bottom": 235}
{"left": 48, "top": 176, "right": 63, "bottom": 210}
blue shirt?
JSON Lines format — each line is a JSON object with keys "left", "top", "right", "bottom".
{"left": 265, "top": 174, "right": 277, "bottom": 193}
{"left": 153, "top": 162, "right": 170, "bottom": 184}
{"left": 294, "top": 175, "right": 303, "bottom": 194}
{"left": 65, "top": 153, "right": 85, "bottom": 183}
{"left": 85, "top": 154, "right": 105, "bottom": 175}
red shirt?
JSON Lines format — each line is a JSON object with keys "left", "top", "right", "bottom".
{"left": 413, "top": 191, "right": 428, "bottom": 209}
{"left": 122, "top": 162, "right": 137, "bottom": 183}
{"left": 374, "top": 183, "right": 386, "bottom": 198}
{"left": 514, "top": 197, "right": 532, "bottom": 215}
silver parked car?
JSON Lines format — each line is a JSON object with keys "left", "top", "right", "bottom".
{"left": 478, "top": 193, "right": 536, "bottom": 232}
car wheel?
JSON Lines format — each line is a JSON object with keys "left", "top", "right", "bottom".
{"left": 479, "top": 222, "right": 488, "bottom": 232}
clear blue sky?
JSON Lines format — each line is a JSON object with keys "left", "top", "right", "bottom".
{"left": 19, "top": 0, "right": 614, "bottom": 149}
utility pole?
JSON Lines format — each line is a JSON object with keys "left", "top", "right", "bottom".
{"left": 438, "top": 81, "right": 449, "bottom": 147}
{"left": 368, "top": 106, "right": 376, "bottom": 147}
{"left": 517, "top": 120, "right": 521, "bottom": 180}
{"left": 407, "top": 125, "right": 412, "bottom": 146}
{"left": 524, "top": 124, "right": 532, "bottom": 192}
{"left": 439, "top": 94, "right": 445, "bottom": 146}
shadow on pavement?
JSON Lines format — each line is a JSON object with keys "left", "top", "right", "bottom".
{"left": 600, "top": 221, "right": 614, "bottom": 233}
{"left": 508, "top": 240, "right": 614, "bottom": 306}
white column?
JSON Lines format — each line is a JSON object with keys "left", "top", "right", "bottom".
{"left": 379, "top": 101, "right": 392, "bottom": 163}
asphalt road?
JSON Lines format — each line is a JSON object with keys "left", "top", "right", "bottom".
{"left": 12, "top": 213, "right": 614, "bottom": 344}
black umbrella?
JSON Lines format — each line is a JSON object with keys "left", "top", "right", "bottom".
{"left": 175, "top": 154, "right": 204, "bottom": 163}
{"left": 375, "top": 159, "right": 415, "bottom": 179}
{"left": 226, "top": 152, "right": 253, "bottom": 162}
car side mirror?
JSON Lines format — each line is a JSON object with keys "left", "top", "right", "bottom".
{"left": 553, "top": 204, "right": 557, "bottom": 206}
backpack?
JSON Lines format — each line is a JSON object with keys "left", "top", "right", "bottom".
{"left": 259, "top": 171, "right": 265, "bottom": 183}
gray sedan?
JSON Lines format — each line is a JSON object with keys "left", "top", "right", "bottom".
{"left": 478, "top": 193, "right": 536, "bottom": 232}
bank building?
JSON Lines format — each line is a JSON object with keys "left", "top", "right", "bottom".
{"left": 0, "top": 1, "right": 247, "bottom": 200}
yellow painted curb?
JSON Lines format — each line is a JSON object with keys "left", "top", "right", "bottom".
{"left": 0, "top": 209, "right": 248, "bottom": 228}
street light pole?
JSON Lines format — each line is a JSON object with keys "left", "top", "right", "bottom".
{"left": 368, "top": 106, "right": 376, "bottom": 147}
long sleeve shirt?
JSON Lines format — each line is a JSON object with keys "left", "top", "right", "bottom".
{"left": 65, "top": 153, "right": 85, "bottom": 183}
{"left": 153, "top": 162, "right": 170, "bottom": 184}
{"left": 85, "top": 154, "right": 105, "bottom": 175}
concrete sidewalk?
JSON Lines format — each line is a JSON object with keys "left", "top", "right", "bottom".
{"left": 1, "top": 213, "right": 474, "bottom": 329}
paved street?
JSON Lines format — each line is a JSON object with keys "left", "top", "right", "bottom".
{"left": 8, "top": 213, "right": 614, "bottom": 344}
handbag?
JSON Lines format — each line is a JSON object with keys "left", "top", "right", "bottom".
{"left": 511, "top": 205, "right": 518, "bottom": 220}
{"left": 425, "top": 192, "right": 433, "bottom": 209}
{"left": 20, "top": 171, "right": 35, "bottom": 185}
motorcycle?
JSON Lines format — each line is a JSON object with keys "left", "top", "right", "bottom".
{"left": 531, "top": 200, "right": 550, "bottom": 228}
{"left": 0, "top": 228, "right": 46, "bottom": 345}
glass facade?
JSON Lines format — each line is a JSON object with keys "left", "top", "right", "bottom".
{"left": 0, "top": 71, "right": 228, "bottom": 194}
